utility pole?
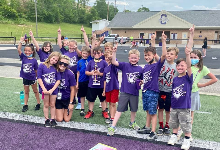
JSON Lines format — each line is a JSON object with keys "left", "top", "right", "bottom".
{"left": 114, "top": 0, "right": 116, "bottom": 15}
{"left": 107, "top": 1, "right": 109, "bottom": 20}
{"left": 34, "top": 0, "right": 38, "bottom": 37}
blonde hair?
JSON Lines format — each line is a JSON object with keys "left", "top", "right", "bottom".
{"left": 81, "top": 46, "right": 90, "bottom": 53}
{"left": 129, "top": 49, "right": 140, "bottom": 57}
{"left": 167, "top": 47, "right": 179, "bottom": 56}
{"left": 104, "top": 42, "right": 113, "bottom": 48}
{"left": 44, "top": 52, "right": 61, "bottom": 70}
{"left": 104, "top": 51, "right": 112, "bottom": 57}
{"left": 60, "top": 55, "right": 70, "bottom": 64}
{"left": 69, "top": 40, "right": 77, "bottom": 46}
{"left": 62, "top": 39, "right": 69, "bottom": 46}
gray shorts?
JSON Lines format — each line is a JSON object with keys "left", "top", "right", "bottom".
{"left": 191, "top": 91, "right": 201, "bottom": 111}
{"left": 169, "top": 109, "right": 192, "bottom": 133}
{"left": 117, "top": 92, "right": 139, "bottom": 112}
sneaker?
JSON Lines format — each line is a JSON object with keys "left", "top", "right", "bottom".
{"left": 147, "top": 131, "right": 158, "bottom": 140}
{"left": 157, "top": 127, "right": 164, "bottom": 136}
{"left": 107, "top": 126, "right": 116, "bottom": 136}
{"left": 45, "top": 119, "right": 51, "bottom": 127}
{"left": 177, "top": 128, "right": 183, "bottom": 140}
{"left": 80, "top": 110, "right": 85, "bottom": 116}
{"left": 106, "top": 108, "right": 109, "bottom": 114}
{"left": 50, "top": 119, "right": 57, "bottom": 127}
{"left": 102, "top": 110, "right": 109, "bottom": 119}
{"left": 109, "top": 119, "right": 113, "bottom": 126}
{"left": 105, "top": 118, "right": 111, "bottom": 124}
{"left": 22, "top": 105, "right": 28, "bottom": 112}
{"left": 164, "top": 127, "right": 170, "bottom": 135}
{"left": 99, "top": 102, "right": 102, "bottom": 108}
{"left": 181, "top": 138, "right": 191, "bottom": 150}
{"left": 168, "top": 134, "right": 178, "bottom": 145}
{"left": 35, "top": 104, "right": 40, "bottom": 110}
{"left": 129, "top": 121, "right": 140, "bottom": 130}
{"left": 75, "top": 103, "right": 81, "bottom": 110}
{"left": 137, "top": 126, "right": 151, "bottom": 134}
{"left": 84, "top": 110, "right": 94, "bottom": 119}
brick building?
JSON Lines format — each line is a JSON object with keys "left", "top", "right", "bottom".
{"left": 108, "top": 10, "right": 220, "bottom": 45}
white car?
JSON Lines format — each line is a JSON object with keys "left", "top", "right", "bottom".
{"left": 103, "top": 34, "right": 128, "bottom": 44}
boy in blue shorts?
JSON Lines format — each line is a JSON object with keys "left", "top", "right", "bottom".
{"left": 137, "top": 31, "right": 167, "bottom": 140}
{"left": 107, "top": 48, "right": 143, "bottom": 136}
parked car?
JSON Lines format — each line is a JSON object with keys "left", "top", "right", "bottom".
{"left": 103, "top": 34, "right": 128, "bottom": 44}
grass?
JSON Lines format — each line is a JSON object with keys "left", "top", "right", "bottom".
{"left": 0, "top": 77, "right": 220, "bottom": 142}
{"left": 0, "top": 22, "right": 92, "bottom": 43}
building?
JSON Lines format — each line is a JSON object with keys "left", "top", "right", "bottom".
{"left": 108, "top": 10, "right": 220, "bottom": 45}
{"left": 90, "top": 19, "right": 110, "bottom": 37}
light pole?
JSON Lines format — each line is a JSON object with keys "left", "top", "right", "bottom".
{"left": 34, "top": 0, "right": 38, "bottom": 37}
{"left": 114, "top": 0, "right": 116, "bottom": 15}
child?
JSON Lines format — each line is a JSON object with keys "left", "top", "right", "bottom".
{"left": 76, "top": 46, "right": 93, "bottom": 116}
{"left": 102, "top": 51, "right": 119, "bottom": 124}
{"left": 137, "top": 32, "right": 167, "bottom": 140}
{"left": 30, "top": 30, "right": 53, "bottom": 62}
{"left": 37, "top": 52, "right": 61, "bottom": 127}
{"left": 167, "top": 25, "right": 194, "bottom": 149}
{"left": 17, "top": 36, "right": 41, "bottom": 112}
{"left": 56, "top": 55, "right": 77, "bottom": 122}
{"left": 85, "top": 46, "right": 109, "bottom": 120}
{"left": 107, "top": 49, "right": 143, "bottom": 136}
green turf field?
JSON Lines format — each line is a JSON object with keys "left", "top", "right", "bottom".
{"left": 0, "top": 77, "right": 219, "bottom": 142}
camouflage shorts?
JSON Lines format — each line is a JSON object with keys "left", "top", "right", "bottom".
{"left": 169, "top": 109, "right": 192, "bottom": 133}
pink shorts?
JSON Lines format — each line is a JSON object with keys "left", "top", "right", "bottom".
{"left": 105, "top": 89, "right": 119, "bottom": 103}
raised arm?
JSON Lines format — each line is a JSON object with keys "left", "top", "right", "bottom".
{"left": 58, "top": 27, "right": 62, "bottom": 49}
{"left": 151, "top": 34, "right": 156, "bottom": 47}
{"left": 97, "top": 35, "right": 104, "bottom": 47}
{"left": 161, "top": 31, "right": 167, "bottom": 62}
{"left": 90, "top": 33, "right": 96, "bottom": 57}
{"left": 185, "top": 47, "right": 192, "bottom": 77}
{"left": 29, "top": 30, "right": 39, "bottom": 51}
{"left": 112, "top": 43, "right": 119, "bottom": 66}
{"left": 81, "top": 25, "right": 90, "bottom": 47}
{"left": 187, "top": 25, "right": 194, "bottom": 49}
{"left": 17, "top": 37, "right": 24, "bottom": 56}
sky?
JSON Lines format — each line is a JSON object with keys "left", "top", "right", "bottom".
{"left": 88, "top": 0, "right": 220, "bottom": 12}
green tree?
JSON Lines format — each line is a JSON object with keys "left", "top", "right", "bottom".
{"left": 94, "top": 0, "right": 107, "bottom": 19}
{"left": 108, "top": 2, "right": 118, "bottom": 20}
{"left": 124, "top": 9, "right": 131, "bottom": 12}
{"left": 137, "top": 7, "right": 150, "bottom": 12}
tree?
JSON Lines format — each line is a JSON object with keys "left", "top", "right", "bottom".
{"left": 137, "top": 7, "right": 150, "bottom": 12}
{"left": 94, "top": 0, "right": 107, "bottom": 19}
{"left": 108, "top": 2, "right": 118, "bottom": 20}
{"left": 124, "top": 9, "right": 131, "bottom": 12}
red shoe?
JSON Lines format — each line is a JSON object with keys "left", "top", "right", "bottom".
{"left": 102, "top": 110, "right": 109, "bottom": 119}
{"left": 84, "top": 110, "right": 94, "bottom": 119}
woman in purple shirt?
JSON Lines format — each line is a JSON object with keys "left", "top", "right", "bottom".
{"left": 55, "top": 55, "right": 77, "bottom": 122}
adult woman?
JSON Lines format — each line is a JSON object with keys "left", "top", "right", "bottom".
{"left": 202, "top": 37, "right": 207, "bottom": 57}
{"left": 55, "top": 55, "right": 76, "bottom": 122}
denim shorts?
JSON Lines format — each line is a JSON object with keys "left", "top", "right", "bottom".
{"left": 142, "top": 90, "right": 159, "bottom": 115}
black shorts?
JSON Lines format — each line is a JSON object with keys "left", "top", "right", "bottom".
{"left": 78, "top": 81, "right": 89, "bottom": 97}
{"left": 158, "top": 91, "right": 172, "bottom": 112}
{"left": 55, "top": 98, "right": 76, "bottom": 109}
{"left": 75, "top": 73, "right": 77, "bottom": 82}
{"left": 86, "top": 87, "right": 105, "bottom": 102}
{"left": 23, "top": 78, "right": 36, "bottom": 86}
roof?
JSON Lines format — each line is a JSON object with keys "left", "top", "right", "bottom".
{"left": 108, "top": 10, "right": 220, "bottom": 28}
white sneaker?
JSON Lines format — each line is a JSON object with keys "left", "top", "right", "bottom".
{"left": 177, "top": 128, "right": 183, "bottom": 140}
{"left": 181, "top": 138, "right": 191, "bottom": 150}
{"left": 99, "top": 102, "right": 102, "bottom": 108}
{"left": 75, "top": 103, "right": 81, "bottom": 110}
{"left": 168, "top": 134, "right": 178, "bottom": 145}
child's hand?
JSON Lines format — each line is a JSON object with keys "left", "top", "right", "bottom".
{"left": 151, "top": 34, "right": 156, "bottom": 41}
{"left": 113, "top": 42, "right": 118, "bottom": 52}
{"left": 100, "top": 35, "right": 105, "bottom": 42}
{"left": 197, "top": 83, "right": 204, "bottom": 88}
{"left": 20, "top": 36, "right": 24, "bottom": 42}
{"left": 48, "top": 89, "right": 53, "bottom": 95}
{"left": 43, "top": 89, "right": 49, "bottom": 95}
{"left": 68, "top": 104, "right": 74, "bottom": 111}
{"left": 189, "top": 24, "right": 195, "bottom": 36}
{"left": 58, "top": 27, "right": 61, "bottom": 34}
{"left": 102, "top": 91, "right": 105, "bottom": 97}
{"left": 92, "top": 33, "right": 96, "bottom": 40}
{"left": 161, "top": 31, "right": 167, "bottom": 42}
{"left": 139, "top": 80, "right": 143, "bottom": 86}
{"left": 93, "top": 70, "right": 100, "bottom": 76}
{"left": 81, "top": 25, "right": 85, "bottom": 32}
{"left": 29, "top": 30, "right": 33, "bottom": 37}
{"left": 185, "top": 46, "right": 191, "bottom": 55}
{"left": 76, "top": 83, "right": 79, "bottom": 89}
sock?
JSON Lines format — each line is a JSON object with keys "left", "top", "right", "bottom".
{"left": 173, "top": 133, "right": 177, "bottom": 135}
{"left": 185, "top": 136, "right": 190, "bottom": 139}
{"left": 78, "top": 97, "right": 81, "bottom": 103}
{"left": 165, "top": 122, "right": 169, "bottom": 128}
{"left": 110, "top": 118, "right": 114, "bottom": 120}
{"left": 159, "top": 122, "right": 164, "bottom": 128}
{"left": 130, "top": 121, "right": 135, "bottom": 124}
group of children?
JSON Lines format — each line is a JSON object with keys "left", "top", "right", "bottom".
{"left": 17, "top": 25, "right": 217, "bottom": 150}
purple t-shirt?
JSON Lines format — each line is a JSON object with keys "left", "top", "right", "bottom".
{"left": 143, "top": 59, "right": 165, "bottom": 92}
{"left": 64, "top": 51, "right": 79, "bottom": 74}
{"left": 58, "top": 69, "right": 76, "bottom": 100}
{"left": 171, "top": 73, "right": 193, "bottom": 109}
{"left": 36, "top": 48, "right": 50, "bottom": 62}
{"left": 103, "top": 64, "right": 119, "bottom": 92}
{"left": 60, "top": 47, "right": 68, "bottom": 55}
{"left": 37, "top": 63, "right": 61, "bottom": 95}
{"left": 19, "top": 53, "right": 38, "bottom": 80}
{"left": 86, "top": 59, "right": 107, "bottom": 88}
{"left": 117, "top": 62, "right": 143, "bottom": 96}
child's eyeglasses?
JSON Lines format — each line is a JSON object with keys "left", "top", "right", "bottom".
{"left": 94, "top": 52, "right": 101, "bottom": 55}
{"left": 59, "top": 61, "right": 68, "bottom": 67}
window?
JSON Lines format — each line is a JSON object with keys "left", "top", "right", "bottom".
{"left": 171, "top": 33, "right": 177, "bottom": 39}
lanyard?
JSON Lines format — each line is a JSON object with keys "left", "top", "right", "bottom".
{"left": 193, "top": 71, "right": 199, "bottom": 83}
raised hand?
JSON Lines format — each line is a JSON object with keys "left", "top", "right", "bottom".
{"left": 81, "top": 25, "right": 85, "bottom": 32}
{"left": 58, "top": 27, "right": 61, "bottom": 34}
{"left": 20, "top": 36, "right": 24, "bottom": 42}
{"left": 92, "top": 33, "right": 96, "bottom": 40}
{"left": 29, "top": 30, "right": 33, "bottom": 37}
{"left": 161, "top": 31, "right": 167, "bottom": 42}
{"left": 151, "top": 34, "right": 156, "bottom": 41}
{"left": 113, "top": 42, "right": 118, "bottom": 52}
{"left": 189, "top": 24, "right": 195, "bottom": 36}
{"left": 100, "top": 35, "right": 105, "bottom": 42}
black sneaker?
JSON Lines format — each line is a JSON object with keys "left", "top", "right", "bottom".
{"left": 80, "top": 110, "right": 85, "bottom": 116}
{"left": 50, "top": 119, "right": 57, "bottom": 127}
{"left": 147, "top": 131, "right": 158, "bottom": 140}
{"left": 35, "top": 104, "right": 40, "bottom": 110}
{"left": 22, "top": 105, "right": 28, "bottom": 112}
{"left": 137, "top": 126, "right": 151, "bottom": 134}
{"left": 157, "top": 127, "right": 164, "bottom": 136}
{"left": 164, "top": 127, "right": 170, "bottom": 135}
{"left": 45, "top": 119, "right": 51, "bottom": 127}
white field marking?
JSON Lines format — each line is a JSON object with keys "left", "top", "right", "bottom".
{"left": 14, "top": 92, "right": 20, "bottom": 94}
{"left": 0, "top": 47, "right": 17, "bottom": 50}
{"left": 195, "top": 111, "right": 211, "bottom": 114}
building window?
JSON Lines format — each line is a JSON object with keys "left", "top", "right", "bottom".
{"left": 171, "top": 33, "right": 177, "bottom": 39}
{"left": 200, "top": 31, "right": 202, "bottom": 33}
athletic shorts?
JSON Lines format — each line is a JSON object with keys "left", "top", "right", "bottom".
{"left": 142, "top": 90, "right": 159, "bottom": 115}
{"left": 106, "top": 89, "right": 119, "bottom": 103}
{"left": 169, "top": 109, "right": 192, "bottom": 133}
{"left": 77, "top": 81, "right": 89, "bottom": 97}
{"left": 23, "top": 78, "right": 36, "bottom": 86}
{"left": 55, "top": 98, "right": 76, "bottom": 109}
{"left": 158, "top": 91, "right": 172, "bottom": 112}
{"left": 117, "top": 92, "right": 139, "bottom": 112}
{"left": 86, "top": 87, "right": 105, "bottom": 102}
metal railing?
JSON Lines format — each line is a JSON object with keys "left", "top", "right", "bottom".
{"left": 0, "top": 37, "right": 16, "bottom": 45}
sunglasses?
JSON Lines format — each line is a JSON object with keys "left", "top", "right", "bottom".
{"left": 59, "top": 61, "right": 68, "bottom": 67}
{"left": 94, "top": 52, "right": 101, "bottom": 55}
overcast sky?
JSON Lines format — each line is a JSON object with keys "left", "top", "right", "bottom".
{"left": 88, "top": 0, "right": 220, "bottom": 12}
